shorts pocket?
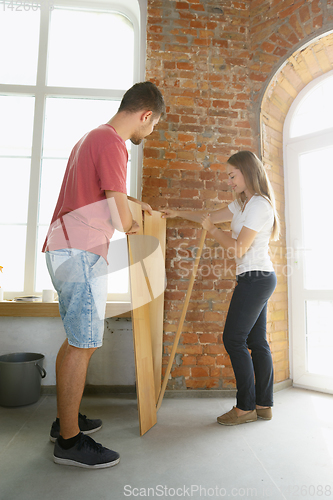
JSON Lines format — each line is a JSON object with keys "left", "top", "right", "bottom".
{"left": 84, "top": 252, "right": 104, "bottom": 270}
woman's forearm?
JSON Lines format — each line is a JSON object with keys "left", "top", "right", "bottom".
{"left": 174, "top": 210, "right": 208, "bottom": 223}
{"left": 209, "top": 226, "right": 237, "bottom": 257}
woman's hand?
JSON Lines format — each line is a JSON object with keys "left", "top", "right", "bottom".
{"left": 201, "top": 214, "right": 216, "bottom": 232}
{"left": 161, "top": 209, "right": 178, "bottom": 219}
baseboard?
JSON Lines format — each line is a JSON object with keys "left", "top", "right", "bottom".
{"left": 40, "top": 385, "right": 137, "bottom": 396}
{"left": 163, "top": 389, "right": 237, "bottom": 398}
{"left": 41, "top": 386, "right": 57, "bottom": 395}
{"left": 84, "top": 385, "right": 136, "bottom": 395}
{"left": 41, "top": 379, "right": 293, "bottom": 398}
{"left": 273, "top": 379, "right": 293, "bottom": 392}
{"left": 163, "top": 380, "right": 293, "bottom": 398}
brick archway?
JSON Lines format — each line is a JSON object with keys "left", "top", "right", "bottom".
{"left": 261, "top": 31, "right": 333, "bottom": 161}
{"left": 259, "top": 31, "right": 333, "bottom": 382}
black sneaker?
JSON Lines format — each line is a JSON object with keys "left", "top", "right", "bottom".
{"left": 50, "top": 413, "right": 102, "bottom": 443}
{"left": 53, "top": 433, "right": 120, "bottom": 469}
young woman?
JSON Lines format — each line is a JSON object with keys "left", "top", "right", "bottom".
{"left": 162, "top": 151, "right": 280, "bottom": 425}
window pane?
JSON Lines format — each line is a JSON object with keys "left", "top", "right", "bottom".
{"left": 0, "top": 225, "right": 26, "bottom": 291}
{"left": 0, "top": 158, "right": 30, "bottom": 224}
{"left": 299, "top": 147, "right": 333, "bottom": 289}
{"left": 43, "top": 98, "right": 120, "bottom": 158}
{"left": 126, "top": 160, "right": 132, "bottom": 194}
{"left": 0, "top": 96, "right": 35, "bottom": 156}
{"left": 290, "top": 75, "right": 333, "bottom": 138}
{"left": 47, "top": 9, "right": 134, "bottom": 89}
{"left": 38, "top": 159, "right": 67, "bottom": 225}
{"left": 107, "top": 230, "right": 129, "bottom": 295}
{"left": 0, "top": 6, "right": 40, "bottom": 85}
{"left": 35, "top": 225, "right": 54, "bottom": 292}
{"left": 306, "top": 301, "right": 333, "bottom": 377}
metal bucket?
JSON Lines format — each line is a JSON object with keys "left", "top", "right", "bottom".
{"left": 0, "top": 353, "right": 46, "bottom": 407}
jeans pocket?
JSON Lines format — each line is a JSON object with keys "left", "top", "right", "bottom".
{"left": 84, "top": 252, "right": 105, "bottom": 272}
{"left": 46, "top": 250, "right": 72, "bottom": 276}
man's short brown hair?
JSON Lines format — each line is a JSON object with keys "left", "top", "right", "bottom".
{"left": 118, "top": 81, "right": 165, "bottom": 117}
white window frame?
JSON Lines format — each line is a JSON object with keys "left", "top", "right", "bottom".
{"left": 0, "top": 0, "right": 147, "bottom": 301}
{"left": 283, "top": 69, "right": 333, "bottom": 393}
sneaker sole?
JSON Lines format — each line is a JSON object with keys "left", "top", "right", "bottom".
{"left": 53, "top": 455, "right": 120, "bottom": 469}
{"left": 50, "top": 425, "right": 103, "bottom": 443}
{"left": 217, "top": 418, "right": 257, "bottom": 426}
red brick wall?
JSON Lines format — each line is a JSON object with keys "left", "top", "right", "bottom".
{"left": 249, "top": 0, "right": 332, "bottom": 101}
{"left": 143, "top": 0, "right": 333, "bottom": 391}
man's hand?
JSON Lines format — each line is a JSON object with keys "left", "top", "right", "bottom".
{"left": 125, "top": 220, "right": 140, "bottom": 235}
{"left": 140, "top": 202, "right": 153, "bottom": 216}
{"left": 127, "top": 196, "right": 153, "bottom": 216}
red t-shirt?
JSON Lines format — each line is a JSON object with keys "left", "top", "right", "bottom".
{"left": 42, "top": 124, "right": 128, "bottom": 261}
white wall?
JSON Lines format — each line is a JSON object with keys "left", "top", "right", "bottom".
{"left": 0, "top": 317, "right": 135, "bottom": 387}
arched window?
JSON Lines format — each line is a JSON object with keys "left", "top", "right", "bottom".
{"left": 289, "top": 72, "right": 333, "bottom": 138}
{"left": 0, "top": 0, "right": 144, "bottom": 300}
{"left": 284, "top": 70, "right": 333, "bottom": 392}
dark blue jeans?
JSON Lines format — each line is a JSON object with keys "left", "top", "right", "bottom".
{"left": 223, "top": 271, "right": 277, "bottom": 411}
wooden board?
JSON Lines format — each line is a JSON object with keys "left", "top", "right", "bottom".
{"left": 127, "top": 201, "right": 157, "bottom": 435}
{"left": 143, "top": 211, "right": 166, "bottom": 402}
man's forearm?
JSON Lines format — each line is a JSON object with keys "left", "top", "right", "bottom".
{"left": 127, "top": 196, "right": 140, "bottom": 204}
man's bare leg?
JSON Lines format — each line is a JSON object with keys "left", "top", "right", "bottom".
{"left": 53, "top": 340, "right": 119, "bottom": 468}
{"left": 55, "top": 339, "right": 68, "bottom": 420}
{"left": 56, "top": 341, "right": 96, "bottom": 439}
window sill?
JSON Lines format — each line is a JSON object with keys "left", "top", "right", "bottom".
{"left": 0, "top": 301, "right": 131, "bottom": 318}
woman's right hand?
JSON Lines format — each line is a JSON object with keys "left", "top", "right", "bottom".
{"left": 161, "top": 209, "right": 178, "bottom": 219}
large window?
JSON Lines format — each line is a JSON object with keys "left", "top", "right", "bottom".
{"left": 0, "top": 0, "right": 141, "bottom": 300}
{"left": 284, "top": 70, "right": 333, "bottom": 394}
{"left": 289, "top": 72, "right": 333, "bottom": 138}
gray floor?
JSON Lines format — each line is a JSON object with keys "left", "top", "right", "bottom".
{"left": 0, "top": 387, "right": 332, "bottom": 500}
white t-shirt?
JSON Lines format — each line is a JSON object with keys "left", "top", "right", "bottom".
{"left": 228, "top": 195, "right": 274, "bottom": 275}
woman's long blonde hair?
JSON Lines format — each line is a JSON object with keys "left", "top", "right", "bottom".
{"left": 227, "top": 151, "right": 280, "bottom": 241}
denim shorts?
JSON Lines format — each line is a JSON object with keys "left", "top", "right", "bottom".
{"left": 45, "top": 249, "right": 108, "bottom": 349}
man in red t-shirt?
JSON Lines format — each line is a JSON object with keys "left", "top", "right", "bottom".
{"left": 43, "top": 82, "right": 165, "bottom": 469}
